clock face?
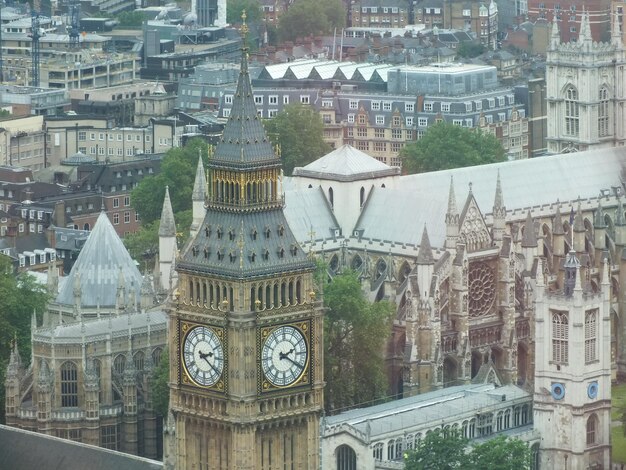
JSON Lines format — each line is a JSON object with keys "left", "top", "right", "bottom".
{"left": 182, "top": 325, "right": 224, "bottom": 387}
{"left": 261, "top": 324, "right": 308, "bottom": 387}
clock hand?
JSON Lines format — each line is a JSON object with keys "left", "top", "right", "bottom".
{"left": 281, "top": 354, "right": 304, "bottom": 369}
{"left": 199, "top": 350, "right": 221, "bottom": 375}
{"left": 279, "top": 348, "right": 295, "bottom": 360}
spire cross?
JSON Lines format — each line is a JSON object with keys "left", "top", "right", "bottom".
{"left": 240, "top": 10, "right": 249, "bottom": 46}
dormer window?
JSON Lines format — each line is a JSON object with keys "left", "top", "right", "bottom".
{"left": 290, "top": 245, "right": 298, "bottom": 256}
{"left": 277, "top": 247, "right": 285, "bottom": 258}
{"left": 217, "top": 250, "right": 224, "bottom": 261}
{"left": 263, "top": 249, "right": 270, "bottom": 260}
{"left": 229, "top": 251, "right": 236, "bottom": 263}
{"left": 249, "top": 251, "right": 256, "bottom": 262}
{"left": 278, "top": 224, "right": 285, "bottom": 236}
{"left": 203, "top": 248, "right": 210, "bottom": 259}
{"left": 250, "top": 228, "right": 258, "bottom": 240}
{"left": 264, "top": 226, "right": 271, "bottom": 238}
{"left": 216, "top": 227, "right": 223, "bottom": 239}
{"left": 191, "top": 246, "right": 199, "bottom": 256}
{"left": 229, "top": 228, "right": 236, "bottom": 241}
{"left": 205, "top": 225, "right": 211, "bottom": 237}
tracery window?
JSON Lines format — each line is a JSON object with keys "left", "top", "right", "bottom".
{"left": 372, "top": 443, "right": 383, "bottom": 460}
{"left": 564, "top": 86, "right": 579, "bottom": 136}
{"left": 60, "top": 361, "right": 78, "bottom": 407}
{"left": 552, "top": 311, "right": 569, "bottom": 364}
{"left": 114, "top": 354, "right": 126, "bottom": 375}
{"left": 585, "top": 309, "right": 597, "bottom": 363}
{"left": 598, "top": 87, "right": 610, "bottom": 137}
{"left": 468, "top": 262, "right": 496, "bottom": 317}
{"left": 336, "top": 445, "right": 357, "bottom": 470}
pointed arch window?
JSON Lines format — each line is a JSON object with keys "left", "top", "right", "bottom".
{"left": 586, "top": 414, "right": 598, "bottom": 445}
{"left": 564, "top": 86, "right": 579, "bottom": 136}
{"left": 60, "top": 361, "right": 79, "bottom": 407}
{"left": 598, "top": 87, "right": 610, "bottom": 137}
{"left": 585, "top": 309, "right": 598, "bottom": 363}
{"left": 552, "top": 310, "right": 569, "bottom": 364}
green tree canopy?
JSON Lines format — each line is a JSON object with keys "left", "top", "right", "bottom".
{"left": 116, "top": 11, "right": 144, "bottom": 27}
{"left": 264, "top": 103, "right": 331, "bottom": 175}
{"left": 131, "top": 139, "right": 208, "bottom": 225}
{"left": 400, "top": 121, "right": 506, "bottom": 174}
{"left": 0, "top": 255, "right": 49, "bottom": 423}
{"left": 457, "top": 41, "right": 486, "bottom": 58}
{"left": 227, "top": 0, "right": 262, "bottom": 25}
{"left": 151, "top": 347, "right": 170, "bottom": 417}
{"left": 323, "top": 269, "right": 394, "bottom": 414}
{"left": 277, "top": 0, "right": 345, "bottom": 42}
{"left": 404, "top": 429, "right": 531, "bottom": 470}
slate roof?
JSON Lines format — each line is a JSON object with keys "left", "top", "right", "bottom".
{"left": 55, "top": 212, "right": 143, "bottom": 308}
{"left": 283, "top": 185, "right": 340, "bottom": 243}
{"left": 212, "top": 47, "right": 281, "bottom": 170}
{"left": 293, "top": 144, "right": 400, "bottom": 182}
{"left": 0, "top": 425, "right": 163, "bottom": 470}
{"left": 351, "top": 147, "right": 626, "bottom": 248}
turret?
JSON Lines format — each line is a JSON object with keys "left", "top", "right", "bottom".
{"left": 445, "top": 176, "right": 459, "bottom": 249}
{"left": 492, "top": 170, "right": 506, "bottom": 243}
{"left": 549, "top": 17, "right": 560, "bottom": 51}
{"left": 416, "top": 225, "right": 434, "bottom": 300}
{"left": 579, "top": 9, "right": 593, "bottom": 52}
{"left": 563, "top": 250, "right": 581, "bottom": 298}
{"left": 36, "top": 359, "right": 53, "bottom": 434}
{"left": 5, "top": 340, "right": 23, "bottom": 425}
{"left": 553, "top": 202, "right": 565, "bottom": 257}
{"left": 159, "top": 186, "right": 176, "bottom": 293}
{"left": 573, "top": 200, "right": 586, "bottom": 253}
{"left": 141, "top": 274, "right": 154, "bottom": 310}
{"left": 83, "top": 358, "right": 100, "bottom": 446}
{"left": 521, "top": 211, "right": 537, "bottom": 272}
{"left": 190, "top": 155, "right": 206, "bottom": 239}
{"left": 594, "top": 198, "right": 606, "bottom": 252}
{"left": 46, "top": 261, "right": 58, "bottom": 296}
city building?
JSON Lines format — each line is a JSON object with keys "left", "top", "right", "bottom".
{"left": 350, "top": 0, "right": 410, "bottom": 28}
{"left": 0, "top": 85, "right": 69, "bottom": 117}
{"left": 442, "top": 0, "right": 499, "bottom": 49}
{"left": 0, "top": 115, "right": 47, "bottom": 171}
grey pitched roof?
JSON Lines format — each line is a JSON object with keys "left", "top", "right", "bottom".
{"left": 292, "top": 144, "right": 400, "bottom": 182}
{"left": 178, "top": 208, "right": 313, "bottom": 279}
{"left": 212, "top": 47, "right": 280, "bottom": 169}
{"left": 351, "top": 147, "right": 626, "bottom": 248}
{"left": 55, "top": 212, "right": 143, "bottom": 308}
{"left": 282, "top": 185, "right": 340, "bottom": 243}
{"left": 0, "top": 425, "right": 163, "bottom": 470}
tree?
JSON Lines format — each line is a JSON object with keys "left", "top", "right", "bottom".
{"left": 0, "top": 255, "right": 49, "bottom": 423}
{"left": 469, "top": 435, "right": 531, "bottom": 470}
{"left": 404, "top": 429, "right": 532, "bottom": 470}
{"left": 131, "top": 139, "right": 208, "bottom": 225}
{"left": 323, "top": 270, "right": 394, "bottom": 414}
{"left": 227, "top": 0, "right": 262, "bottom": 25}
{"left": 264, "top": 103, "right": 331, "bottom": 175}
{"left": 400, "top": 122, "right": 506, "bottom": 174}
{"left": 457, "top": 41, "right": 486, "bottom": 58}
{"left": 277, "top": 0, "right": 345, "bottom": 42}
{"left": 116, "top": 11, "right": 144, "bottom": 27}
{"left": 151, "top": 347, "right": 169, "bottom": 417}
{"left": 404, "top": 428, "right": 468, "bottom": 470}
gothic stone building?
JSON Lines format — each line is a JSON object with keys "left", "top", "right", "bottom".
{"left": 5, "top": 212, "right": 167, "bottom": 459}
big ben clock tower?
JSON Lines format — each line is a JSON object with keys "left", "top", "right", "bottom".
{"left": 167, "top": 14, "right": 324, "bottom": 470}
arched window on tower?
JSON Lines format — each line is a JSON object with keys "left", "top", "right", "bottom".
{"left": 60, "top": 361, "right": 79, "bottom": 407}
{"left": 564, "top": 86, "right": 579, "bottom": 137}
{"left": 328, "top": 187, "right": 334, "bottom": 210}
{"left": 336, "top": 444, "right": 357, "bottom": 470}
{"left": 598, "top": 87, "right": 610, "bottom": 137}
{"left": 586, "top": 414, "right": 599, "bottom": 446}
{"left": 360, "top": 186, "right": 365, "bottom": 208}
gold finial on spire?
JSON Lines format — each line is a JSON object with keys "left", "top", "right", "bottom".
{"left": 241, "top": 10, "right": 249, "bottom": 44}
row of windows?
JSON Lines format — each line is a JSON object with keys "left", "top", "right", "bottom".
{"left": 78, "top": 131, "right": 150, "bottom": 143}
{"left": 20, "top": 209, "right": 47, "bottom": 220}
{"left": 424, "top": 95, "right": 514, "bottom": 112}
{"left": 16, "top": 223, "right": 45, "bottom": 236}
{"left": 112, "top": 211, "right": 138, "bottom": 225}
{"left": 371, "top": 405, "right": 532, "bottom": 461}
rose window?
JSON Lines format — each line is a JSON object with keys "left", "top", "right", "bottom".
{"left": 468, "top": 262, "right": 495, "bottom": 317}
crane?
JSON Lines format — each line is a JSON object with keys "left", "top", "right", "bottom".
{"left": 30, "top": 12, "right": 41, "bottom": 87}
{"left": 68, "top": 0, "right": 80, "bottom": 49}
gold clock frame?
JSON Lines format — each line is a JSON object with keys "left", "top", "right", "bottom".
{"left": 179, "top": 320, "right": 227, "bottom": 393}
{"left": 257, "top": 320, "right": 312, "bottom": 394}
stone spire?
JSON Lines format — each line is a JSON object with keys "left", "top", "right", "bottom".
{"left": 140, "top": 274, "right": 153, "bottom": 310}
{"left": 594, "top": 198, "right": 606, "bottom": 228}
{"left": 116, "top": 266, "right": 126, "bottom": 314}
{"left": 613, "top": 9, "right": 623, "bottom": 48}
{"left": 573, "top": 199, "right": 585, "bottom": 252}
{"left": 73, "top": 271, "right": 82, "bottom": 317}
{"left": 553, "top": 202, "right": 564, "bottom": 235}
{"left": 190, "top": 155, "right": 206, "bottom": 239}
{"left": 579, "top": 8, "right": 592, "bottom": 50}
{"left": 159, "top": 186, "right": 176, "bottom": 238}
{"left": 492, "top": 170, "right": 506, "bottom": 242}
{"left": 46, "top": 262, "right": 58, "bottom": 295}
{"left": 445, "top": 176, "right": 459, "bottom": 249}
{"left": 6, "top": 338, "right": 22, "bottom": 378}
{"left": 550, "top": 16, "right": 560, "bottom": 50}
{"left": 521, "top": 211, "right": 537, "bottom": 248}
{"left": 417, "top": 225, "right": 434, "bottom": 265}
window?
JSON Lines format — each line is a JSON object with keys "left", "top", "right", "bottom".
{"left": 224, "top": 95, "right": 233, "bottom": 104}
{"left": 99, "top": 133, "right": 104, "bottom": 141}
{"left": 598, "top": 87, "right": 610, "bottom": 137}
{"left": 552, "top": 311, "right": 569, "bottom": 364}
{"left": 113, "top": 213, "right": 119, "bottom": 225}
{"left": 586, "top": 414, "right": 598, "bottom": 446}
{"left": 441, "top": 102, "right": 450, "bottom": 112}
{"left": 349, "top": 99, "right": 358, "bottom": 109}
{"left": 90, "top": 132, "right": 96, "bottom": 141}
{"left": 405, "top": 102, "right": 414, "bottom": 112}
{"left": 585, "top": 310, "right": 597, "bottom": 363}
{"left": 322, "top": 100, "right": 333, "bottom": 108}
{"left": 113, "top": 198, "right": 119, "bottom": 208}
{"left": 124, "top": 211, "right": 130, "bottom": 224}
{"left": 254, "top": 95, "right": 263, "bottom": 104}
{"left": 19, "top": 223, "right": 24, "bottom": 233}
{"left": 424, "top": 101, "right": 433, "bottom": 112}
{"left": 565, "top": 87, "right": 579, "bottom": 136}
{"left": 406, "top": 116, "right": 413, "bottom": 127}
{"left": 371, "top": 101, "right": 380, "bottom": 110}
{"left": 475, "top": 100, "right": 482, "bottom": 110}
{"left": 347, "top": 114, "right": 355, "bottom": 123}
{"left": 300, "top": 95, "right": 310, "bottom": 104}
{"left": 382, "top": 101, "right": 392, "bottom": 111}
{"left": 269, "top": 95, "right": 278, "bottom": 105}
{"left": 283, "top": 95, "right": 289, "bottom": 104}
{"left": 418, "top": 117, "right": 428, "bottom": 127}
{"left": 124, "top": 196, "right": 130, "bottom": 206}
{"left": 78, "top": 131, "right": 86, "bottom": 141}
{"left": 223, "top": 109, "right": 231, "bottom": 118}
{"left": 61, "top": 361, "right": 78, "bottom": 407}
{"left": 375, "top": 115, "right": 384, "bottom": 125}
{"left": 101, "top": 424, "right": 120, "bottom": 450}
{"left": 463, "top": 8, "right": 471, "bottom": 16}
{"left": 372, "top": 443, "right": 383, "bottom": 461}
{"left": 453, "top": 119, "right": 463, "bottom": 126}
{"left": 465, "top": 102, "right": 472, "bottom": 112}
